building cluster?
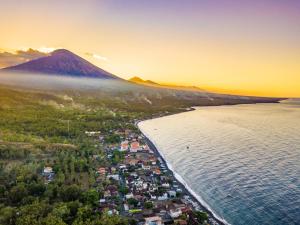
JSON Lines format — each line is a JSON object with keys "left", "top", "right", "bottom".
{"left": 42, "top": 129, "right": 214, "bottom": 224}
{"left": 96, "top": 129, "right": 211, "bottom": 225}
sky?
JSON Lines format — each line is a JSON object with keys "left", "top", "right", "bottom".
{"left": 0, "top": 0, "right": 299, "bottom": 97}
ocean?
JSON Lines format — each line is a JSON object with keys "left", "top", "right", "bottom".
{"left": 139, "top": 101, "right": 300, "bottom": 225}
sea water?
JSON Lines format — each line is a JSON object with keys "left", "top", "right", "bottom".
{"left": 139, "top": 101, "right": 300, "bottom": 225}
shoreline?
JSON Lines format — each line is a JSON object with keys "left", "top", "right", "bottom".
{"left": 138, "top": 122, "right": 229, "bottom": 225}
{"left": 145, "top": 101, "right": 283, "bottom": 122}
{"left": 135, "top": 102, "right": 285, "bottom": 225}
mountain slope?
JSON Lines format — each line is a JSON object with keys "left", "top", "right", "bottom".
{"left": 3, "top": 49, "right": 120, "bottom": 79}
{"left": 129, "top": 76, "right": 206, "bottom": 92}
{"left": 129, "top": 76, "right": 158, "bottom": 85}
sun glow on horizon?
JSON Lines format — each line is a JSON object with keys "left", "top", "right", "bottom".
{"left": 0, "top": 1, "right": 299, "bottom": 98}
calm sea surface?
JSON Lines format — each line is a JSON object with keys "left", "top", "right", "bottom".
{"left": 139, "top": 102, "right": 300, "bottom": 225}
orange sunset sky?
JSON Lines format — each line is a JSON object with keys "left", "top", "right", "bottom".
{"left": 0, "top": 0, "right": 299, "bottom": 97}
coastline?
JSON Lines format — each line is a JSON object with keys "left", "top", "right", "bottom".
{"left": 145, "top": 100, "right": 284, "bottom": 122}
{"left": 135, "top": 102, "right": 286, "bottom": 225}
{"left": 138, "top": 122, "right": 229, "bottom": 225}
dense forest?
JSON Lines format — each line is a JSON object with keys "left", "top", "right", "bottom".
{"left": 0, "top": 86, "right": 147, "bottom": 225}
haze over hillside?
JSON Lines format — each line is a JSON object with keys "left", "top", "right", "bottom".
{"left": 0, "top": 49, "right": 283, "bottom": 108}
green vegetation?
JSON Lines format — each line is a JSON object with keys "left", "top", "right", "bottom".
{"left": 0, "top": 85, "right": 219, "bottom": 225}
{"left": 0, "top": 86, "right": 159, "bottom": 225}
{"left": 194, "top": 211, "right": 209, "bottom": 223}
{"left": 144, "top": 201, "right": 153, "bottom": 209}
{"left": 128, "top": 209, "right": 142, "bottom": 214}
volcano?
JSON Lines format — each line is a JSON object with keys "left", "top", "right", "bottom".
{"left": 3, "top": 49, "right": 120, "bottom": 79}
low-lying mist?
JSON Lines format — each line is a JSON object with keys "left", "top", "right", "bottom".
{"left": 0, "top": 71, "right": 216, "bottom": 98}
{"left": 0, "top": 71, "right": 134, "bottom": 91}
{"left": 0, "top": 71, "right": 283, "bottom": 107}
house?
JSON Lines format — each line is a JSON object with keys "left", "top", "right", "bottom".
{"left": 153, "top": 168, "right": 161, "bottom": 175}
{"left": 43, "top": 167, "right": 53, "bottom": 174}
{"left": 150, "top": 195, "right": 157, "bottom": 200}
{"left": 168, "top": 190, "right": 177, "bottom": 198}
{"left": 124, "top": 203, "right": 129, "bottom": 212}
{"left": 144, "top": 216, "right": 163, "bottom": 225}
{"left": 107, "top": 174, "right": 120, "bottom": 181}
{"left": 159, "top": 211, "right": 174, "bottom": 224}
{"left": 149, "top": 156, "right": 157, "bottom": 164}
{"left": 99, "top": 199, "right": 106, "bottom": 204}
{"left": 142, "top": 163, "right": 151, "bottom": 170}
{"left": 162, "top": 183, "right": 170, "bottom": 188}
{"left": 169, "top": 208, "right": 182, "bottom": 218}
{"left": 157, "top": 193, "right": 168, "bottom": 201}
{"left": 119, "top": 164, "right": 126, "bottom": 169}
{"left": 142, "top": 144, "right": 150, "bottom": 151}
{"left": 176, "top": 188, "right": 183, "bottom": 193}
{"left": 120, "top": 141, "right": 129, "bottom": 152}
{"left": 125, "top": 193, "right": 134, "bottom": 199}
{"left": 124, "top": 158, "right": 139, "bottom": 166}
{"left": 104, "top": 190, "right": 111, "bottom": 198}
{"left": 130, "top": 141, "right": 140, "bottom": 152}
{"left": 107, "top": 209, "right": 119, "bottom": 215}
{"left": 43, "top": 166, "right": 54, "bottom": 184}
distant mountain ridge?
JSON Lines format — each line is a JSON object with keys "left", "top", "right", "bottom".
{"left": 129, "top": 76, "right": 158, "bottom": 85}
{"left": 129, "top": 76, "right": 206, "bottom": 92}
{"left": 3, "top": 49, "right": 120, "bottom": 79}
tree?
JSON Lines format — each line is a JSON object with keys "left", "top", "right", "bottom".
{"left": 9, "top": 184, "right": 28, "bottom": 204}
{"left": 67, "top": 201, "right": 80, "bottom": 218}
{"left": 55, "top": 171, "right": 65, "bottom": 185}
{"left": 0, "top": 207, "right": 16, "bottom": 225}
{"left": 144, "top": 201, "right": 153, "bottom": 209}
{"left": 60, "top": 185, "right": 81, "bottom": 202}
{"left": 96, "top": 211, "right": 128, "bottom": 225}
{"left": 74, "top": 205, "right": 93, "bottom": 222}
{"left": 84, "top": 189, "right": 99, "bottom": 206}
{"left": 119, "top": 186, "right": 129, "bottom": 195}
{"left": 16, "top": 215, "right": 39, "bottom": 225}
{"left": 18, "top": 201, "right": 52, "bottom": 221}
{"left": 194, "top": 211, "right": 208, "bottom": 223}
{"left": 88, "top": 170, "right": 95, "bottom": 187}
{"left": 41, "top": 215, "right": 67, "bottom": 225}
{"left": 127, "top": 198, "right": 139, "bottom": 207}
{"left": 44, "top": 184, "right": 59, "bottom": 200}
{"left": 28, "top": 182, "right": 46, "bottom": 196}
{"left": 51, "top": 203, "right": 70, "bottom": 221}
{"left": 104, "top": 134, "right": 120, "bottom": 144}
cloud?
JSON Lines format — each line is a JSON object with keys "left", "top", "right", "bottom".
{"left": 37, "top": 46, "right": 59, "bottom": 53}
{"left": 0, "top": 48, "right": 48, "bottom": 68}
{"left": 85, "top": 52, "right": 108, "bottom": 61}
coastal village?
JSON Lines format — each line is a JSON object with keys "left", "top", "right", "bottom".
{"left": 42, "top": 124, "right": 220, "bottom": 225}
